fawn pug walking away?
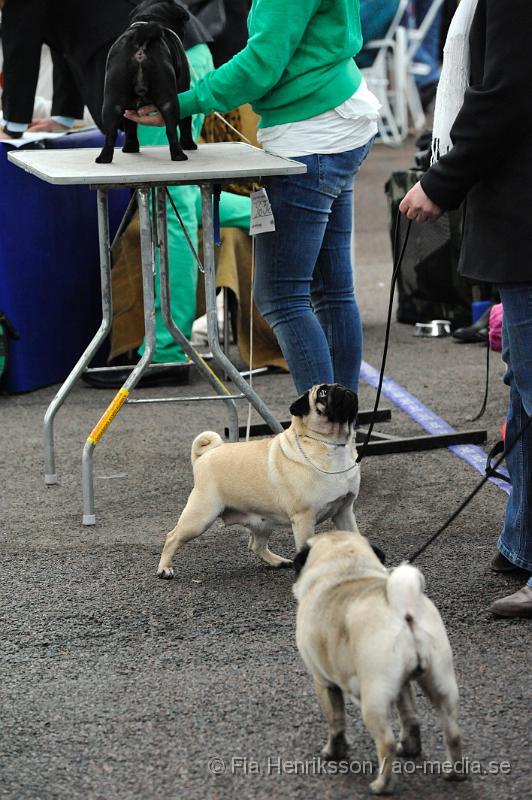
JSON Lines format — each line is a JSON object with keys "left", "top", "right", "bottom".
{"left": 96, "top": 0, "right": 197, "bottom": 164}
{"left": 293, "top": 531, "right": 466, "bottom": 795}
{"left": 157, "top": 384, "right": 376, "bottom": 579}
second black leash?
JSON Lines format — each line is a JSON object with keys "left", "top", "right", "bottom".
{"left": 356, "top": 215, "right": 412, "bottom": 463}
{"left": 354, "top": 213, "right": 531, "bottom": 565}
{"left": 408, "top": 412, "right": 532, "bottom": 563}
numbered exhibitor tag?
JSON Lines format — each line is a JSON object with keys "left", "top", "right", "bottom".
{"left": 249, "top": 188, "right": 275, "bottom": 235}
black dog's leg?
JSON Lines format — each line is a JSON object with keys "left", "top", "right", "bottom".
{"left": 96, "top": 104, "right": 123, "bottom": 164}
{"left": 179, "top": 115, "right": 197, "bottom": 151}
{"left": 155, "top": 98, "right": 187, "bottom": 161}
{"left": 122, "top": 117, "right": 140, "bottom": 154}
{"left": 96, "top": 128, "right": 119, "bottom": 164}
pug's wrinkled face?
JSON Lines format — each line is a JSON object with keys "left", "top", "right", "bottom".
{"left": 293, "top": 530, "right": 386, "bottom": 580}
{"left": 289, "top": 384, "right": 358, "bottom": 435}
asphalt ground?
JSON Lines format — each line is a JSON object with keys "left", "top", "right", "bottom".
{"left": 1, "top": 139, "right": 530, "bottom": 800}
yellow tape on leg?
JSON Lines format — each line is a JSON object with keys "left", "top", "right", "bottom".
{"left": 87, "top": 388, "right": 129, "bottom": 445}
{"left": 196, "top": 353, "right": 232, "bottom": 395}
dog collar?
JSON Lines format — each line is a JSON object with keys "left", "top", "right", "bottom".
{"left": 130, "top": 21, "right": 182, "bottom": 43}
{"left": 302, "top": 432, "right": 349, "bottom": 448}
{"left": 293, "top": 432, "right": 359, "bottom": 475}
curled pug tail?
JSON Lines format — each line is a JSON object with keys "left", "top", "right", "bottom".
{"left": 387, "top": 563, "right": 428, "bottom": 673}
{"left": 191, "top": 431, "right": 224, "bottom": 464}
{"left": 386, "top": 563, "right": 426, "bottom": 623}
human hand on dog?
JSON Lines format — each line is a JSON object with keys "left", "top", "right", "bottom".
{"left": 123, "top": 106, "right": 165, "bottom": 126}
{"left": 399, "top": 181, "right": 443, "bottom": 224}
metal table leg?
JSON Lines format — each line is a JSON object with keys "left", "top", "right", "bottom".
{"left": 155, "top": 188, "right": 239, "bottom": 441}
{"left": 81, "top": 186, "right": 157, "bottom": 524}
{"left": 43, "top": 189, "right": 113, "bottom": 486}
{"left": 200, "top": 184, "right": 283, "bottom": 435}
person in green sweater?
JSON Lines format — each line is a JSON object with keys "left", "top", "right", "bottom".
{"left": 125, "top": 0, "right": 380, "bottom": 395}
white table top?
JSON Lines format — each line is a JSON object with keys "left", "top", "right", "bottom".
{"left": 8, "top": 142, "right": 306, "bottom": 186}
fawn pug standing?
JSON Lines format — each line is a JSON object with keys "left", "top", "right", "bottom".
{"left": 293, "top": 531, "right": 466, "bottom": 795}
{"left": 157, "top": 384, "right": 366, "bottom": 578}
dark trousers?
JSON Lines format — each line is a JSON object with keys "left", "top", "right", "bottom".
{"left": 1, "top": 0, "right": 85, "bottom": 124}
{"left": 66, "top": 44, "right": 110, "bottom": 129}
{"left": 1, "top": 0, "right": 45, "bottom": 123}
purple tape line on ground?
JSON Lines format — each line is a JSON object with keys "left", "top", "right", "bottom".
{"left": 360, "top": 361, "right": 511, "bottom": 495}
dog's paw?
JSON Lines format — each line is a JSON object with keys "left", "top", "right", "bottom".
{"left": 397, "top": 725, "right": 421, "bottom": 757}
{"left": 321, "top": 733, "right": 348, "bottom": 761}
{"left": 157, "top": 566, "right": 175, "bottom": 579}
{"left": 369, "top": 774, "right": 396, "bottom": 795}
{"left": 183, "top": 141, "right": 198, "bottom": 151}
{"left": 443, "top": 765, "right": 468, "bottom": 782}
{"left": 277, "top": 558, "right": 293, "bottom": 569}
{"left": 122, "top": 145, "right": 140, "bottom": 154}
{"left": 397, "top": 740, "right": 421, "bottom": 758}
{"left": 170, "top": 152, "right": 188, "bottom": 161}
{"left": 258, "top": 550, "right": 292, "bottom": 569}
{"left": 95, "top": 154, "right": 113, "bottom": 164}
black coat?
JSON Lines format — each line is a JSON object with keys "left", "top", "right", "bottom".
{"left": 47, "top": 0, "right": 140, "bottom": 66}
{"left": 47, "top": 0, "right": 140, "bottom": 126}
{"left": 421, "top": 0, "right": 532, "bottom": 284}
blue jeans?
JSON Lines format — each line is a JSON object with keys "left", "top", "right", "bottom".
{"left": 497, "top": 284, "right": 532, "bottom": 578}
{"left": 254, "top": 141, "right": 373, "bottom": 395}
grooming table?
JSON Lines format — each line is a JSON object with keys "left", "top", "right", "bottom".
{"left": 9, "top": 143, "right": 306, "bottom": 524}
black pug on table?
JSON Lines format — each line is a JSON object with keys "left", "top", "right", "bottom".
{"left": 96, "top": 0, "right": 197, "bottom": 164}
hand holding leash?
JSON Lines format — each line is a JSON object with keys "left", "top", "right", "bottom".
{"left": 399, "top": 180, "right": 443, "bottom": 224}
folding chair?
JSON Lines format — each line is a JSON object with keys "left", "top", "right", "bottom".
{"left": 404, "top": 0, "right": 446, "bottom": 131}
{"left": 360, "top": 0, "right": 409, "bottom": 146}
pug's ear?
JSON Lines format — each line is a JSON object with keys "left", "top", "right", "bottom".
{"left": 344, "top": 390, "right": 358, "bottom": 427}
{"left": 371, "top": 544, "right": 386, "bottom": 564}
{"left": 293, "top": 543, "right": 311, "bottom": 576}
{"left": 173, "top": 1, "right": 190, "bottom": 22}
{"left": 289, "top": 391, "right": 311, "bottom": 418}
{"left": 171, "top": 1, "right": 190, "bottom": 31}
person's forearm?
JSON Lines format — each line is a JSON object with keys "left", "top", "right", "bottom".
{"left": 178, "top": 0, "right": 320, "bottom": 118}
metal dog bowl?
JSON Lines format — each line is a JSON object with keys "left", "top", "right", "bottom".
{"left": 414, "top": 319, "right": 452, "bottom": 338}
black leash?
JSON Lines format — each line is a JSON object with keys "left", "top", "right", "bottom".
{"left": 408, "top": 412, "right": 531, "bottom": 563}
{"left": 484, "top": 438, "right": 511, "bottom": 484}
{"left": 356, "top": 215, "right": 412, "bottom": 463}
{"left": 470, "top": 336, "right": 490, "bottom": 421}
{"left": 354, "top": 211, "right": 530, "bottom": 564}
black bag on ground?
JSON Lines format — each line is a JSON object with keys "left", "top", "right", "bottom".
{"left": 385, "top": 170, "right": 472, "bottom": 328}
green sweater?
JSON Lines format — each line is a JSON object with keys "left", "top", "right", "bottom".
{"left": 178, "top": 0, "right": 363, "bottom": 128}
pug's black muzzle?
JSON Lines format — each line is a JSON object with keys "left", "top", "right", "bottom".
{"left": 320, "top": 384, "right": 358, "bottom": 426}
